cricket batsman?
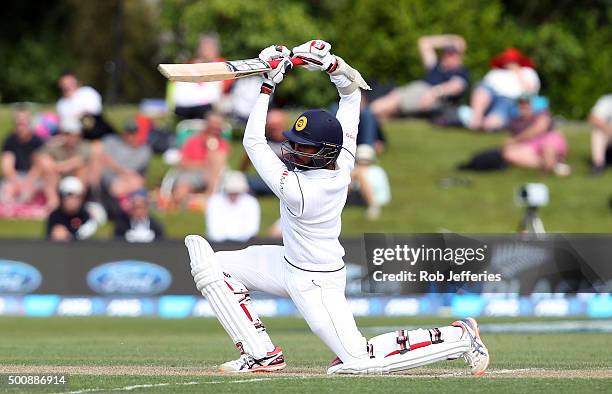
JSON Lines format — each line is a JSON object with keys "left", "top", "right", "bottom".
{"left": 184, "top": 40, "right": 490, "bottom": 375}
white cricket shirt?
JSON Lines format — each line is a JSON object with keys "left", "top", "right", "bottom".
{"left": 243, "top": 74, "right": 359, "bottom": 271}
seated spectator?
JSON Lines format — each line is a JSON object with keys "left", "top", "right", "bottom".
{"left": 502, "top": 95, "right": 570, "bottom": 176}
{"left": 101, "top": 122, "right": 152, "bottom": 200}
{"left": 588, "top": 93, "right": 612, "bottom": 175}
{"left": 57, "top": 71, "right": 115, "bottom": 140}
{"left": 172, "top": 112, "right": 229, "bottom": 207}
{"left": 171, "top": 33, "right": 228, "bottom": 120}
{"left": 371, "top": 34, "right": 469, "bottom": 120}
{"left": 462, "top": 48, "right": 540, "bottom": 131}
{"left": 114, "top": 190, "right": 164, "bottom": 243}
{"left": 1, "top": 104, "right": 44, "bottom": 205}
{"left": 206, "top": 171, "right": 260, "bottom": 242}
{"left": 225, "top": 76, "right": 263, "bottom": 125}
{"left": 240, "top": 108, "right": 286, "bottom": 195}
{"left": 348, "top": 145, "right": 391, "bottom": 220}
{"left": 46, "top": 177, "right": 99, "bottom": 241}
{"left": 35, "top": 117, "right": 100, "bottom": 209}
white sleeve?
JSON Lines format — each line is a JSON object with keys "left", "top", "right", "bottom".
{"left": 243, "top": 94, "right": 304, "bottom": 215}
{"left": 592, "top": 95, "right": 612, "bottom": 121}
{"left": 330, "top": 74, "right": 361, "bottom": 173}
{"left": 205, "top": 194, "right": 224, "bottom": 242}
{"left": 78, "top": 87, "right": 103, "bottom": 115}
{"left": 243, "top": 195, "right": 261, "bottom": 240}
{"left": 522, "top": 67, "right": 540, "bottom": 94}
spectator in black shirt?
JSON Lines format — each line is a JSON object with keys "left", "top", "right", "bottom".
{"left": 46, "top": 177, "right": 99, "bottom": 241}
{"left": 1, "top": 104, "right": 44, "bottom": 204}
{"left": 114, "top": 190, "right": 164, "bottom": 243}
{"left": 371, "top": 34, "right": 469, "bottom": 120}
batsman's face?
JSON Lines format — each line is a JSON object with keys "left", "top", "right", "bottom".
{"left": 292, "top": 143, "right": 319, "bottom": 165}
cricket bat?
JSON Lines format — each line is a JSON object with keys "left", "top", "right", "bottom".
{"left": 158, "top": 57, "right": 306, "bottom": 83}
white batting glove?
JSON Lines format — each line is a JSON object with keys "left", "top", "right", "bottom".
{"left": 329, "top": 56, "right": 371, "bottom": 93}
{"left": 258, "top": 45, "right": 293, "bottom": 91}
{"left": 291, "top": 40, "right": 337, "bottom": 72}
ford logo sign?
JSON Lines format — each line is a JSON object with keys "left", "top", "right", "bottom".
{"left": 0, "top": 260, "right": 42, "bottom": 294}
{"left": 87, "top": 260, "right": 172, "bottom": 295}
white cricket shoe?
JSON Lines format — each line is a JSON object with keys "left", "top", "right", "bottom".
{"left": 219, "top": 346, "right": 287, "bottom": 373}
{"left": 452, "top": 317, "right": 490, "bottom": 375}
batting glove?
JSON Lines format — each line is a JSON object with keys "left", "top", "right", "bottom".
{"left": 259, "top": 45, "right": 293, "bottom": 93}
{"left": 291, "top": 40, "right": 337, "bottom": 72}
{"left": 329, "top": 56, "right": 371, "bottom": 94}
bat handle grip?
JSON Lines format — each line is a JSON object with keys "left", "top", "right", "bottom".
{"left": 267, "top": 57, "right": 306, "bottom": 69}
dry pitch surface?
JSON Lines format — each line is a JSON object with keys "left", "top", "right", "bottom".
{"left": 0, "top": 316, "right": 610, "bottom": 393}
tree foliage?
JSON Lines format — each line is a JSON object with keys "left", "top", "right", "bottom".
{"left": 1, "top": 0, "right": 610, "bottom": 118}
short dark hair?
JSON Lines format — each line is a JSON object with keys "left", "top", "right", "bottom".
{"left": 59, "top": 70, "right": 78, "bottom": 80}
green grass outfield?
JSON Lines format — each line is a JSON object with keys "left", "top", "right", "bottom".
{"left": 1, "top": 105, "right": 611, "bottom": 239}
{"left": 0, "top": 316, "right": 610, "bottom": 393}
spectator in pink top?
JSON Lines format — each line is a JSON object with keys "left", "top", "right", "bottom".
{"left": 502, "top": 95, "right": 570, "bottom": 176}
{"left": 171, "top": 111, "right": 229, "bottom": 208}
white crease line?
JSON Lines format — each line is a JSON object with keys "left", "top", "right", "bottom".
{"left": 56, "top": 376, "right": 310, "bottom": 394}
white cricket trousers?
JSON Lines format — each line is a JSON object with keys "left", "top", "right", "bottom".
{"left": 216, "top": 244, "right": 370, "bottom": 363}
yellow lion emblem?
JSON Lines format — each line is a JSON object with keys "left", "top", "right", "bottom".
{"left": 295, "top": 116, "right": 307, "bottom": 131}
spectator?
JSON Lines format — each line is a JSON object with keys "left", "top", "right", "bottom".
{"left": 114, "top": 190, "right": 164, "bottom": 243}
{"left": 1, "top": 104, "right": 44, "bottom": 204}
{"left": 225, "top": 76, "right": 263, "bottom": 125}
{"left": 172, "top": 111, "right": 229, "bottom": 207}
{"left": 240, "top": 108, "right": 286, "bottom": 195}
{"left": 46, "top": 177, "right": 99, "bottom": 241}
{"left": 332, "top": 95, "right": 386, "bottom": 154}
{"left": 206, "top": 171, "right": 260, "bottom": 242}
{"left": 57, "top": 71, "right": 115, "bottom": 140}
{"left": 371, "top": 34, "right": 469, "bottom": 120}
{"left": 36, "top": 117, "right": 100, "bottom": 209}
{"left": 462, "top": 48, "right": 540, "bottom": 131}
{"left": 348, "top": 144, "right": 391, "bottom": 220}
{"left": 171, "top": 33, "right": 227, "bottom": 120}
{"left": 588, "top": 94, "right": 612, "bottom": 175}
{"left": 101, "top": 122, "right": 152, "bottom": 200}
{"left": 502, "top": 95, "right": 570, "bottom": 176}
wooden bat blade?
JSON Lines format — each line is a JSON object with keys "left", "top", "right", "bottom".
{"left": 158, "top": 58, "right": 272, "bottom": 82}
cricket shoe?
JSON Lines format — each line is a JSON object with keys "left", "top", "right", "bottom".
{"left": 219, "top": 346, "right": 286, "bottom": 373}
{"left": 452, "top": 317, "right": 490, "bottom": 375}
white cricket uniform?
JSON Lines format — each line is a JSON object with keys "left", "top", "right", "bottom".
{"left": 213, "top": 74, "right": 370, "bottom": 363}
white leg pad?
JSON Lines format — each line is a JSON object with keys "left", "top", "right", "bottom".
{"left": 185, "top": 235, "right": 268, "bottom": 359}
{"left": 328, "top": 339, "right": 470, "bottom": 375}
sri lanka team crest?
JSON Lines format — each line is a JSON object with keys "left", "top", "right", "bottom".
{"left": 295, "top": 116, "right": 307, "bottom": 131}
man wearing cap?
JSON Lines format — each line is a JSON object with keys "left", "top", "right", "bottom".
{"left": 371, "top": 34, "right": 469, "bottom": 120}
{"left": 100, "top": 122, "right": 152, "bottom": 200}
{"left": 182, "top": 41, "right": 489, "bottom": 376}
{"left": 35, "top": 117, "right": 96, "bottom": 209}
{"left": 171, "top": 111, "right": 229, "bottom": 208}
{"left": 46, "top": 176, "right": 99, "bottom": 241}
{"left": 206, "top": 171, "right": 260, "bottom": 242}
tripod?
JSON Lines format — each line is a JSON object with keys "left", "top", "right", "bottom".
{"left": 517, "top": 206, "right": 545, "bottom": 234}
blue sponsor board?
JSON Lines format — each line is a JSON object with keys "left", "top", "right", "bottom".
{"left": 0, "top": 294, "right": 609, "bottom": 318}
{"left": 0, "top": 260, "right": 42, "bottom": 294}
{"left": 87, "top": 261, "right": 172, "bottom": 296}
